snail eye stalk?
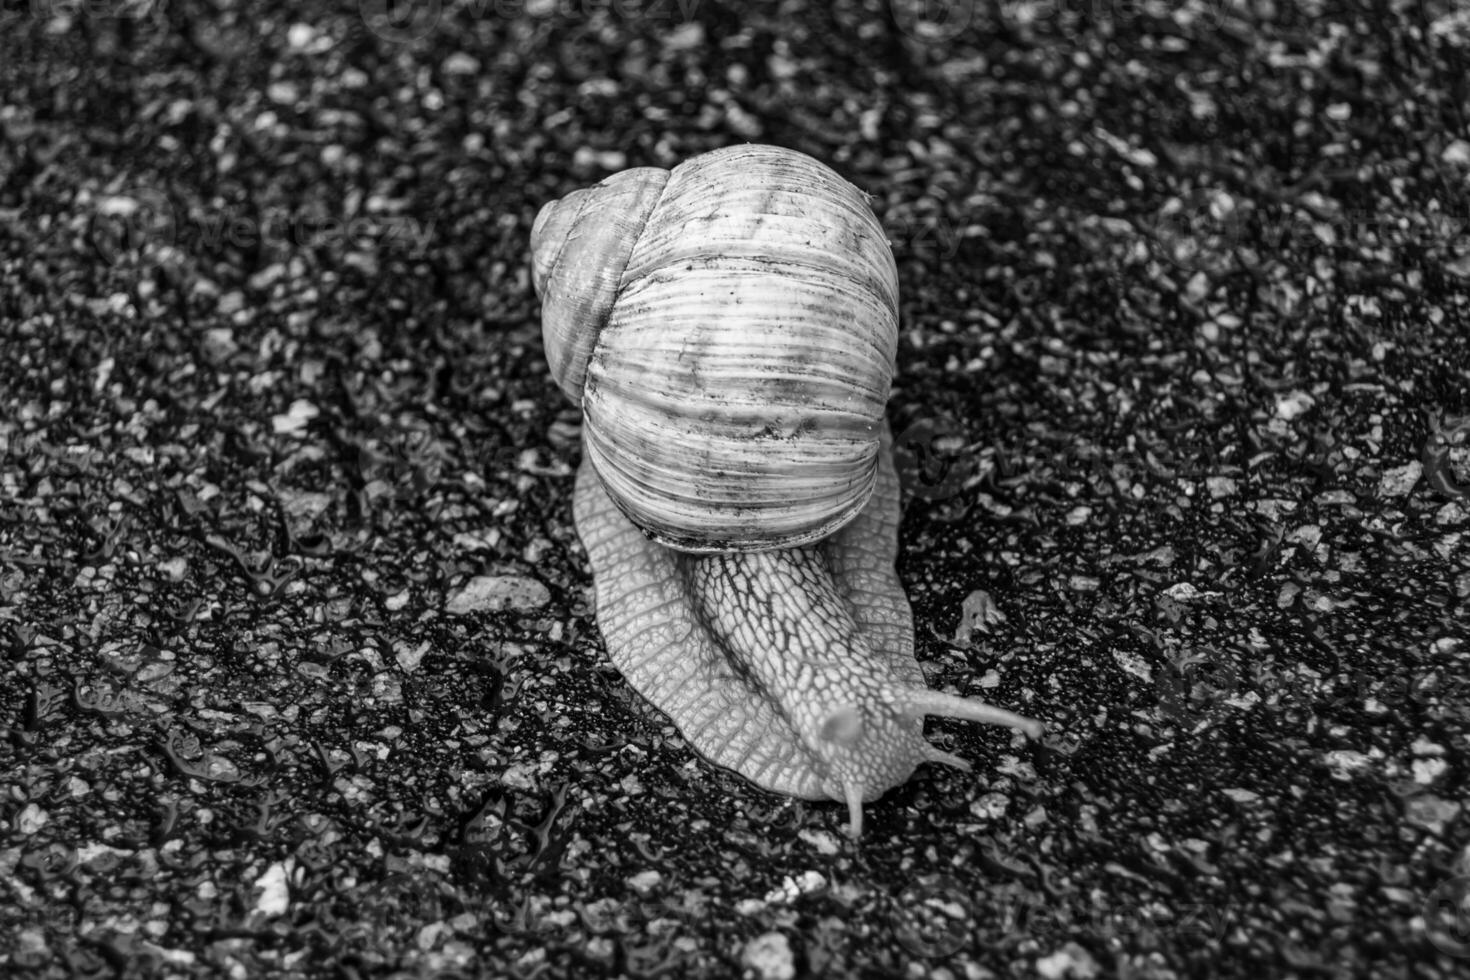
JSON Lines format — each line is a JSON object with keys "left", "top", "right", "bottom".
{"left": 899, "top": 689, "right": 1045, "bottom": 740}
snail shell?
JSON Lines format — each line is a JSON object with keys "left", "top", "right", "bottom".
{"left": 531, "top": 144, "right": 899, "bottom": 552}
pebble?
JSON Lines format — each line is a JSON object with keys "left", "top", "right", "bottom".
{"left": 445, "top": 575, "right": 550, "bottom": 614}
{"left": 1036, "top": 942, "right": 1100, "bottom": 979}
{"left": 1274, "top": 391, "right": 1315, "bottom": 420}
{"left": 1442, "top": 139, "right": 1470, "bottom": 166}
{"left": 16, "top": 803, "right": 48, "bottom": 834}
{"left": 272, "top": 400, "right": 320, "bottom": 436}
{"left": 253, "top": 861, "right": 291, "bottom": 916}
{"left": 1405, "top": 796, "right": 1461, "bottom": 835}
{"left": 1377, "top": 461, "right": 1422, "bottom": 498}
{"left": 1207, "top": 476, "right": 1239, "bottom": 498}
{"left": 201, "top": 327, "right": 237, "bottom": 364}
{"left": 443, "top": 52, "right": 481, "bottom": 75}
{"left": 627, "top": 870, "right": 661, "bottom": 895}
{"left": 740, "top": 933, "right": 794, "bottom": 980}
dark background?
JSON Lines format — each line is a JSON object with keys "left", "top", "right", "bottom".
{"left": 2, "top": 0, "right": 1468, "bottom": 977}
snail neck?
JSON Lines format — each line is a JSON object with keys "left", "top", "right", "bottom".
{"left": 676, "top": 546, "right": 927, "bottom": 812}
{"left": 678, "top": 546, "right": 886, "bottom": 723}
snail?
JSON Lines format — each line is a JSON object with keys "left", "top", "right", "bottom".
{"left": 531, "top": 144, "right": 1043, "bottom": 837}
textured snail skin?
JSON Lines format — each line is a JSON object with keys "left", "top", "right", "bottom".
{"left": 574, "top": 423, "right": 1043, "bottom": 837}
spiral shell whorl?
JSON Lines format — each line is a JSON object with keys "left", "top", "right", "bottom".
{"left": 531, "top": 166, "right": 670, "bottom": 403}
{"left": 538, "top": 145, "right": 899, "bottom": 552}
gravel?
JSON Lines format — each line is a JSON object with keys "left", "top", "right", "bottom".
{"left": 2, "top": 1, "right": 1468, "bottom": 977}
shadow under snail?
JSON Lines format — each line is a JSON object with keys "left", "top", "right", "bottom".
{"left": 530, "top": 144, "right": 1043, "bottom": 837}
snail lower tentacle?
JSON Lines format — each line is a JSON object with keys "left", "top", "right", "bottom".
{"left": 574, "top": 425, "right": 1042, "bottom": 836}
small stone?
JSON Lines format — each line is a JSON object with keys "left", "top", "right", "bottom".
{"left": 1274, "top": 391, "right": 1315, "bottom": 420}
{"left": 443, "top": 52, "right": 481, "bottom": 75}
{"left": 972, "top": 792, "right": 1010, "bottom": 820}
{"left": 1162, "top": 582, "right": 1203, "bottom": 601}
{"left": 1378, "top": 461, "right": 1423, "bottom": 498}
{"left": 1405, "top": 795, "right": 1461, "bottom": 835}
{"left": 16, "top": 927, "right": 48, "bottom": 957}
{"left": 764, "top": 871, "right": 825, "bottom": 903}
{"left": 287, "top": 23, "right": 317, "bottom": 49}
{"left": 573, "top": 147, "right": 626, "bottom": 172}
{"left": 741, "top": 932, "right": 795, "bottom": 980}
{"left": 395, "top": 640, "right": 428, "bottom": 672}
{"left": 663, "top": 22, "right": 704, "bottom": 50}
{"left": 627, "top": 870, "right": 661, "bottom": 896}
{"left": 267, "top": 81, "right": 299, "bottom": 105}
{"left": 272, "top": 400, "right": 320, "bottom": 436}
{"left": 797, "top": 829, "right": 841, "bottom": 855}
{"left": 1437, "top": 501, "right": 1468, "bottom": 525}
{"left": 1324, "top": 749, "right": 1373, "bottom": 780}
{"left": 253, "top": 861, "right": 291, "bottom": 917}
{"left": 446, "top": 575, "right": 550, "bottom": 615}
{"left": 248, "top": 263, "right": 284, "bottom": 291}
{"left": 1112, "top": 649, "right": 1153, "bottom": 683}
{"left": 1207, "top": 476, "right": 1238, "bottom": 498}
{"left": 725, "top": 103, "right": 763, "bottom": 138}
{"left": 452, "top": 529, "right": 503, "bottom": 552}
{"left": 16, "top": 803, "right": 48, "bottom": 834}
{"left": 1036, "top": 941, "right": 1100, "bottom": 979}
{"left": 1413, "top": 758, "right": 1448, "bottom": 785}
{"left": 277, "top": 489, "right": 333, "bottom": 521}
{"left": 201, "top": 326, "right": 237, "bottom": 363}
{"left": 953, "top": 589, "right": 1005, "bottom": 644}
{"left": 1443, "top": 139, "right": 1470, "bottom": 166}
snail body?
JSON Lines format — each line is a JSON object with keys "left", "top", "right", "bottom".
{"left": 533, "top": 145, "right": 1041, "bottom": 836}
